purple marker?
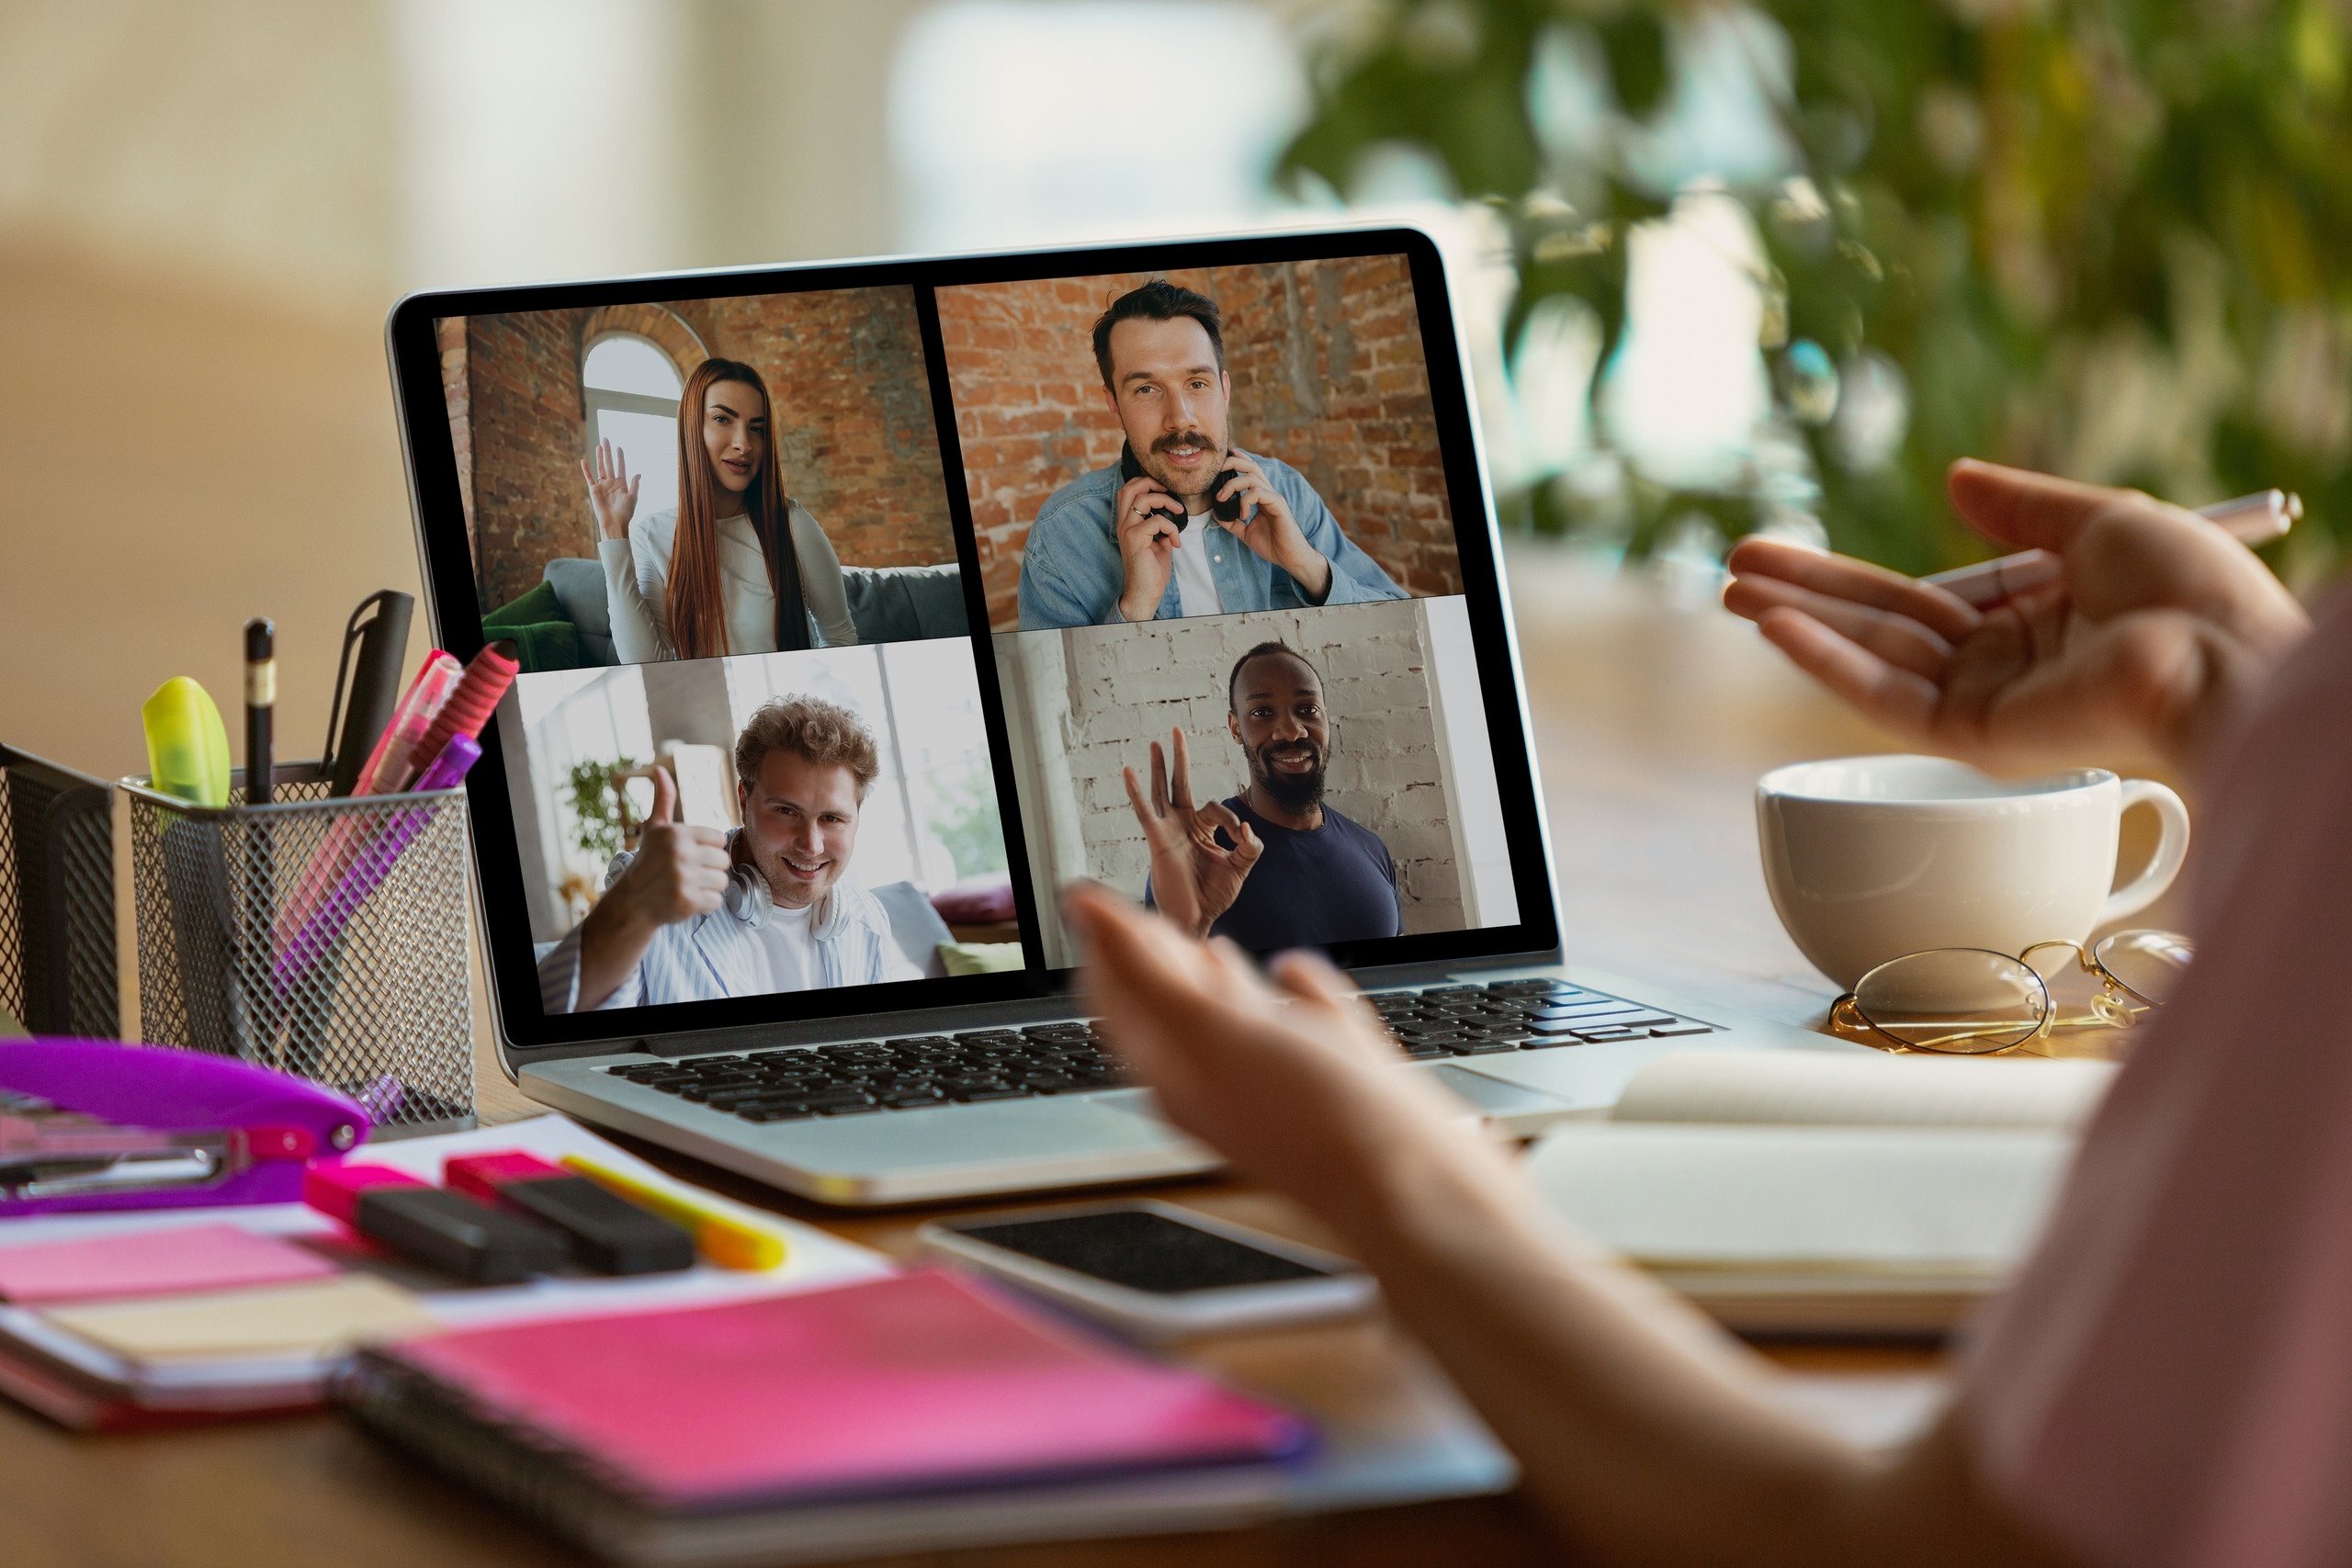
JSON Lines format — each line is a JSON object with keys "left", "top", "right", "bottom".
{"left": 275, "top": 735, "right": 480, "bottom": 1001}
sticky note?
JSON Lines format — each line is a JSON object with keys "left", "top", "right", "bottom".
{"left": 0, "top": 1224, "right": 338, "bottom": 1304}
{"left": 42, "top": 1275, "right": 436, "bottom": 1361}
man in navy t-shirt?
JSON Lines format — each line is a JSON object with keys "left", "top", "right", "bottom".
{"left": 1124, "top": 642, "right": 1405, "bottom": 952}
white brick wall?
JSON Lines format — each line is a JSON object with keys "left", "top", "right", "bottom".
{"left": 1004, "top": 600, "right": 1466, "bottom": 942}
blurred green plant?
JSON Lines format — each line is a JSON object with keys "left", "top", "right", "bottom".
{"left": 926, "top": 766, "right": 1009, "bottom": 883}
{"left": 562, "top": 756, "right": 639, "bottom": 863}
{"left": 1282, "top": 0, "right": 2351, "bottom": 581}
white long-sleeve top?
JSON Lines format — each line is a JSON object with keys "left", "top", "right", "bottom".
{"left": 600, "top": 503, "right": 858, "bottom": 661}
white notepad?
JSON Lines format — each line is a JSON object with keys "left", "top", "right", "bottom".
{"left": 1530, "top": 1049, "right": 2114, "bottom": 1333}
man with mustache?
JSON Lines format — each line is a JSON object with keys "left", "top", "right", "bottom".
{"left": 1123, "top": 642, "right": 1404, "bottom": 950}
{"left": 1015, "top": 279, "right": 1408, "bottom": 630}
{"left": 537, "top": 695, "right": 921, "bottom": 1012}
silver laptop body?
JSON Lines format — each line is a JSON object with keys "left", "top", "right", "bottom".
{"left": 387, "top": 223, "right": 1841, "bottom": 1207}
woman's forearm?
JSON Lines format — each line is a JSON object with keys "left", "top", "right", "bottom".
{"left": 601, "top": 537, "right": 673, "bottom": 662}
{"left": 790, "top": 508, "right": 860, "bottom": 647}
{"left": 1329, "top": 1134, "right": 2073, "bottom": 1568}
{"left": 1058, "top": 889, "right": 2077, "bottom": 1568}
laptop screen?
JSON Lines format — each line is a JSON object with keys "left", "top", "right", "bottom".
{"left": 388, "top": 229, "right": 1559, "bottom": 1051}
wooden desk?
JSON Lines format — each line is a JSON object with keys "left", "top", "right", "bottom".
{"left": 0, "top": 243, "right": 2046, "bottom": 1567}
{"left": 0, "top": 552, "right": 1965, "bottom": 1568}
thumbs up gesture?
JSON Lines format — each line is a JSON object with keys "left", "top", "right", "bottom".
{"left": 613, "top": 766, "right": 731, "bottom": 927}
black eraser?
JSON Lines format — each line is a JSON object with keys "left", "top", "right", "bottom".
{"left": 504, "top": 1176, "right": 696, "bottom": 1276}
{"left": 356, "top": 1188, "right": 568, "bottom": 1285}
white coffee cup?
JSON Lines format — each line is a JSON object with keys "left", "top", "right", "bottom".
{"left": 1756, "top": 754, "right": 2190, "bottom": 991}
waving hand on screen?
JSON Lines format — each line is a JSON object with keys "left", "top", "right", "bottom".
{"left": 581, "top": 438, "right": 642, "bottom": 544}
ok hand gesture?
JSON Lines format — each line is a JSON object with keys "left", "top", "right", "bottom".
{"left": 1121, "top": 728, "right": 1262, "bottom": 938}
{"left": 581, "top": 438, "right": 642, "bottom": 543}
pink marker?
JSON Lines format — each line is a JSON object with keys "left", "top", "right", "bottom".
{"left": 1923, "top": 490, "right": 2300, "bottom": 608}
{"left": 407, "top": 644, "right": 517, "bottom": 784}
{"left": 360, "top": 651, "right": 464, "bottom": 795}
{"left": 276, "top": 652, "right": 461, "bottom": 952}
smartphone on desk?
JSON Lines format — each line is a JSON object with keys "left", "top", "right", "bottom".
{"left": 918, "top": 1200, "right": 1376, "bottom": 1339}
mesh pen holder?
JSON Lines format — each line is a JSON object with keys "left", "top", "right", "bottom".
{"left": 123, "top": 761, "right": 474, "bottom": 1136}
{"left": 1, "top": 745, "right": 119, "bottom": 1039}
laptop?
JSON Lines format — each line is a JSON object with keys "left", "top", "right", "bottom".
{"left": 384, "top": 223, "right": 1834, "bottom": 1205}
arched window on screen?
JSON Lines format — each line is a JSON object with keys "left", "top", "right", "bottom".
{"left": 581, "top": 333, "right": 687, "bottom": 536}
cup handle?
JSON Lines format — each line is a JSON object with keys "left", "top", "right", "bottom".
{"left": 2099, "top": 779, "right": 2191, "bottom": 928}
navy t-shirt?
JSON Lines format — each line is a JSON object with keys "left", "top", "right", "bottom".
{"left": 1149, "top": 796, "right": 1403, "bottom": 952}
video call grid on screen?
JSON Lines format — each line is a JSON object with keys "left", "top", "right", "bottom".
{"left": 386, "top": 231, "right": 1559, "bottom": 1050}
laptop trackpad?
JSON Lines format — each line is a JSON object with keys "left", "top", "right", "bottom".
{"left": 1426, "top": 1063, "right": 1575, "bottom": 1119}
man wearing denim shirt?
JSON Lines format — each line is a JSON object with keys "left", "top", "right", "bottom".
{"left": 1015, "top": 280, "right": 1408, "bottom": 630}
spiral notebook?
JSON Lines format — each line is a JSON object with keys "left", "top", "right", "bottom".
{"left": 335, "top": 1268, "right": 1315, "bottom": 1563}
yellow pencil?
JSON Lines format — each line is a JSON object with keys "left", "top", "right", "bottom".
{"left": 560, "top": 1156, "right": 786, "bottom": 1271}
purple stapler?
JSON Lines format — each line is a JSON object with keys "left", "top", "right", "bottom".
{"left": 0, "top": 1038, "right": 370, "bottom": 1216}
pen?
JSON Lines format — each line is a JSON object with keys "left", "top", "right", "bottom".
{"left": 243, "top": 619, "right": 276, "bottom": 805}
{"left": 560, "top": 1155, "right": 788, "bottom": 1271}
{"left": 324, "top": 590, "right": 415, "bottom": 798}
{"left": 276, "top": 652, "right": 465, "bottom": 953}
{"left": 1923, "top": 490, "right": 2301, "bottom": 608}
{"left": 274, "top": 735, "right": 481, "bottom": 1001}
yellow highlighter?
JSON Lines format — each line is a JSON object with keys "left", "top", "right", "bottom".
{"left": 141, "top": 677, "right": 232, "bottom": 807}
{"left": 560, "top": 1156, "right": 786, "bottom": 1271}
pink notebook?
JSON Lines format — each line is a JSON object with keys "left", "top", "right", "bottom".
{"left": 0, "top": 1224, "right": 336, "bottom": 1304}
{"left": 376, "top": 1268, "right": 1312, "bottom": 1509}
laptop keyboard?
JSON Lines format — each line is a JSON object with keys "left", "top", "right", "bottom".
{"left": 1371, "top": 978, "right": 1718, "bottom": 1057}
{"left": 601, "top": 979, "right": 1718, "bottom": 1124}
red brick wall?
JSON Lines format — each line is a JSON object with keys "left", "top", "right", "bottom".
{"left": 467, "top": 310, "right": 582, "bottom": 614}
{"left": 435, "top": 315, "right": 475, "bottom": 570}
{"left": 462, "top": 288, "right": 954, "bottom": 614}
{"left": 938, "top": 257, "right": 1460, "bottom": 632}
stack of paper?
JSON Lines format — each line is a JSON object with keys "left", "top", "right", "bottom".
{"left": 0, "top": 1118, "right": 886, "bottom": 1428}
{"left": 1532, "top": 1048, "right": 2115, "bottom": 1334}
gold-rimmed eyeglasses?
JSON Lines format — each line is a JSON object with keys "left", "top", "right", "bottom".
{"left": 1831, "top": 929, "right": 2194, "bottom": 1055}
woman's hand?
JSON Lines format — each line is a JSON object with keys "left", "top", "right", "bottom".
{"left": 1063, "top": 882, "right": 2087, "bottom": 1568}
{"left": 581, "top": 438, "right": 642, "bottom": 543}
{"left": 1065, "top": 881, "right": 1512, "bottom": 1240}
{"left": 1723, "top": 459, "right": 2311, "bottom": 776}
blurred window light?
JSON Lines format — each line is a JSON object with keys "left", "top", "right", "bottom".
{"left": 1525, "top": 25, "right": 1612, "bottom": 177}
{"left": 1345, "top": 141, "right": 1459, "bottom": 205}
{"left": 1512, "top": 292, "right": 1603, "bottom": 475}
{"left": 582, "top": 333, "right": 684, "bottom": 525}
{"left": 887, "top": 0, "right": 1306, "bottom": 253}
{"left": 1830, "top": 350, "right": 1910, "bottom": 474}
{"left": 395, "top": 0, "right": 688, "bottom": 288}
{"left": 1597, "top": 186, "right": 1773, "bottom": 491}
{"left": 1619, "top": 6, "right": 1799, "bottom": 195}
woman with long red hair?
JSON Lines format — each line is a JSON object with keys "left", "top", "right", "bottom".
{"left": 584, "top": 355, "right": 857, "bottom": 660}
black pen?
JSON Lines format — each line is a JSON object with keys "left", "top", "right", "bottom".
{"left": 244, "top": 617, "right": 275, "bottom": 805}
